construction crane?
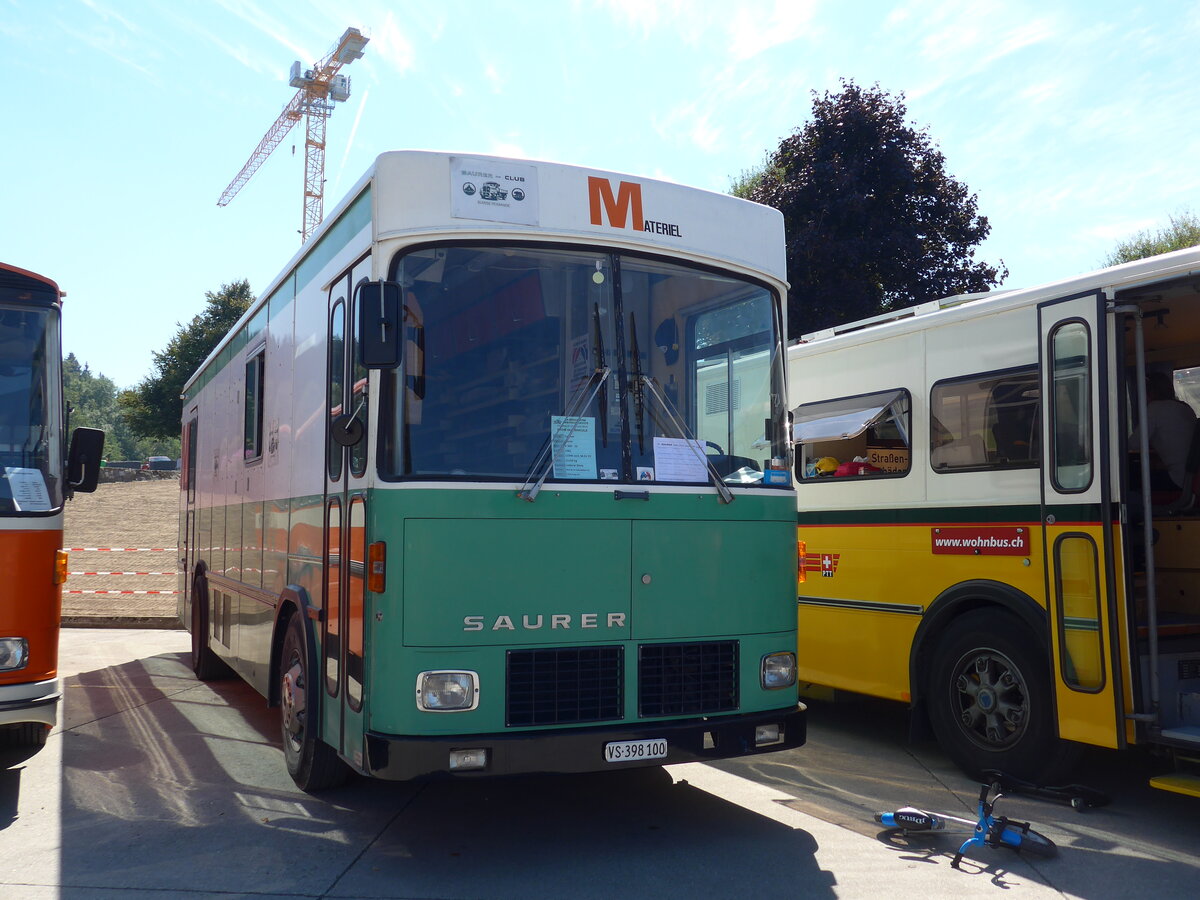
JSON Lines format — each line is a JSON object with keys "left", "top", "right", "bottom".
{"left": 217, "top": 27, "right": 369, "bottom": 243}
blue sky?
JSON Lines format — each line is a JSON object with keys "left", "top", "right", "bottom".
{"left": 3, "top": 0, "right": 1198, "bottom": 388}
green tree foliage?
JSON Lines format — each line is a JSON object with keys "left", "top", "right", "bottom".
{"left": 118, "top": 280, "right": 253, "bottom": 440}
{"left": 1102, "top": 211, "right": 1200, "bottom": 267}
{"left": 737, "top": 81, "right": 1007, "bottom": 338}
{"left": 63, "top": 354, "right": 179, "bottom": 460}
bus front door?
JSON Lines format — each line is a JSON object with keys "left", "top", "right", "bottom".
{"left": 323, "top": 270, "right": 370, "bottom": 772}
{"left": 1037, "top": 292, "right": 1125, "bottom": 750}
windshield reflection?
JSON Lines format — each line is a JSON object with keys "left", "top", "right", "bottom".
{"left": 378, "top": 244, "right": 786, "bottom": 487}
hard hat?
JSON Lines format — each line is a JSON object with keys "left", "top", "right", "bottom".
{"left": 815, "top": 456, "right": 839, "bottom": 475}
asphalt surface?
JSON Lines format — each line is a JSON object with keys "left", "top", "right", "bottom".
{"left": 2, "top": 628, "right": 1197, "bottom": 899}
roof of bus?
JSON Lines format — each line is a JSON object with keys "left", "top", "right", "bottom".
{"left": 186, "top": 150, "right": 788, "bottom": 394}
{"left": 0, "top": 262, "right": 61, "bottom": 299}
{"left": 790, "top": 243, "right": 1200, "bottom": 353}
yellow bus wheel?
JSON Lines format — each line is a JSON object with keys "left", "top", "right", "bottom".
{"left": 927, "top": 610, "right": 1077, "bottom": 783}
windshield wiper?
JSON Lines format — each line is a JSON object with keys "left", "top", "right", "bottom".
{"left": 629, "top": 314, "right": 645, "bottom": 455}
{"left": 518, "top": 365, "right": 612, "bottom": 502}
{"left": 593, "top": 302, "right": 608, "bottom": 445}
{"left": 636, "top": 374, "right": 734, "bottom": 504}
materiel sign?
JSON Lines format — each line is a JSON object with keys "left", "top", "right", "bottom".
{"left": 930, "top": 526, "right": 1030, "bottom": 556}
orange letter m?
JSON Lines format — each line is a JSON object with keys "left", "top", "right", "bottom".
{"left": 588, "top": 177, "right": 644, "bottom": 231}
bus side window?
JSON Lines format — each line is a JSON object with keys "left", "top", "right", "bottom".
{"left": 930, "top": 367, "right": 1039, "bottom": 472}
{"left": 792, "top": 389, "right": 911, "bottom": 480}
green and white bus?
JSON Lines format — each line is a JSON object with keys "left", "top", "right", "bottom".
{"left": 180, "top": 151, "right": 803, "bottom": 791}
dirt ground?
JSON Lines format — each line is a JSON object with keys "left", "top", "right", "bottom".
{"left": 61, "top": 476, "right": 181, "bottom": 624}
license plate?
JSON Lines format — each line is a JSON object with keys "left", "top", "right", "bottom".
{"left": 604, "top": 738, "right": 668, "bottom": 763}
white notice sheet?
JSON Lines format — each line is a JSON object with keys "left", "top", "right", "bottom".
{"left": 5, "top": 467, "right": 51, "bottom": 511}
{"left": 652, "top": 437, "right": 708, "bottom": 483}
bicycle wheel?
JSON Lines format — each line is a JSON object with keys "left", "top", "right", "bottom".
{"left": 1013, "top": 827, "right": 1057, "bottom": 859}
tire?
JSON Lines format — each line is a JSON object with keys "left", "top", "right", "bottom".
{"left": 926, "top": 610, "right": 1079, "bottom": 784}
{"left": 279, "top": 611, "right": 350, "bottom": 792}
{"left": 190, "top": 574, "right": 232, "bottom": 681}
{"left": 0, "top": 722, "right": 49, "bottom": 749}
{"left": 1014, "top": 827, "right": 1057, "bottom": 859}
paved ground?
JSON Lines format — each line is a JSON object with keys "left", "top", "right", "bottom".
{"left": 4, "top": 629, "right": 1162, "bottom": 900}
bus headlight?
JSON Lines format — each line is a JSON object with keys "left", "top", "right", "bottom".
{"left": 0, "top": 637, "right": 29, "bottom": 672}
{"left": 761, "top": 652, "right": 796, "bottom": 689}
{"left": 415, "top": 671, "right": 479, "bottom": 711}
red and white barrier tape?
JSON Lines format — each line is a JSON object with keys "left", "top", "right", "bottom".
{"left": 66, "top": 547, "right": 178, "bottom": 552}
{"left": 65, "top": 589, "right": 179, "bottom": 595}
{"left": 70, "top": 571, "right": 177, "bottom": 576}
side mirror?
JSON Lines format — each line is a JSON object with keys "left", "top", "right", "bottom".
{"left": 356, "top": 281, "right": 402, "bottom": 368}
{"left": 67, "top": 427, "right": 105, "bottom": 493}
{"left": 330, "top": 413, "right": 364, "bottom": 447}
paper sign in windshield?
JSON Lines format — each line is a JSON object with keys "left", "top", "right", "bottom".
{"left": 5, "top": 467, "right": 51, "bottom": 511}
{"left": 551, "top": 416, "right": 597, "bottom": 480}
{"left": 653, "top": 437, "right": 708, "bottom": 483}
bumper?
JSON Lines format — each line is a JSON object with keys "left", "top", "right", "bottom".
{"left": 365, "top": 703, "right": 806, "bottom": 781}
{"left": 0, "top": 677, "right": 60, "bottom": 729}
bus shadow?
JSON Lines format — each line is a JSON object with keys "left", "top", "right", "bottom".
{"left": 39, "top": 649, "right": 838, "bottom": 898}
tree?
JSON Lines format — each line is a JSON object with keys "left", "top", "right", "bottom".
{"left": 735, "top": 81, "right": 1007, "bottom": 339}
{"left": 118, "top": 280, "right": 253, "bottom": 440}
{"left": 63, "top": 354, "right": 179, "bottom": 460}
{"left": 1103, "top": 211, "right": 1200, "bottom": 267}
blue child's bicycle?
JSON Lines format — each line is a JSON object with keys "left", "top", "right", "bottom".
{"left": 874, "top": 781, "right": 1057, "bottom": 869}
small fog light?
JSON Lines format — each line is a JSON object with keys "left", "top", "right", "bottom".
{"left": 755, "top": 724, "right": 782, "bottom": 746}
{"left": 0, "top": 637, "right": 29, "bottom": 672}
{"left": 761, "top": 651, "right": 797, "bottom": 689}
{"left": 416, "top": 671, "right": 480, "bottom": 711}
{"left": 449, "top": 748, "right": 489, "bottom": 771}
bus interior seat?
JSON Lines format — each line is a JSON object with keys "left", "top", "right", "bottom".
{"left": 1152, "top": 418, "right": 1200, "bottom": 516}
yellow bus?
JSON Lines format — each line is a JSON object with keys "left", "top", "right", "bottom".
{"left": 789, "top": 247, "right": 1200, "bottom": 796}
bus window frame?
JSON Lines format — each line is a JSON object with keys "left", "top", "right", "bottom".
{"left": 793, "top": 387, "right": 913, "bottom": 483}
{"left": 928, "top": 364, "right": 1042, "bottom": 475}
{"left": 1052, "top": 531, "right": 1107, "bottom": 694}
{"left": 1047, "top": 318, "right": 1094, "bottom": 494}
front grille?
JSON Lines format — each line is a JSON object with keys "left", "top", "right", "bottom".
{"left": 1180, "top": 659, "right": 1200, "bottom": 681}
{"left": 506, "top": 646, "right": 623, "bottom": 727}
{"left": 638, "top": 641, "right": 739, "bottom": 717}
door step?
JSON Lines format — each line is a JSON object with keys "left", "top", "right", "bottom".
{"left": 1149, "top": 773, "right": 1200, "bottom": 797}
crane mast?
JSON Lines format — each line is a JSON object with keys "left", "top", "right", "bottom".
{"left": 217, "top": 27, "right": 369, "bottom": 243}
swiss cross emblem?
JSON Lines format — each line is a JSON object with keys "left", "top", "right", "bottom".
{"left": 802, "top": 551, "right": 840, "bottom": 578}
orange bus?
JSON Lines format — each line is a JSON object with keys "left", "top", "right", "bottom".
{"left": 0, "top": 263, "right": 103, "bottom": 749}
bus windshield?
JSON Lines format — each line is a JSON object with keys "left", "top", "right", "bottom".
{"left": 379, "top": 244, "right": 787, "bottom": 485}
{"left": 0, "top": 305, "right": 61, "bottom": 513}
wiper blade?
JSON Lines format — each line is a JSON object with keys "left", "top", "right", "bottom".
{"left": 593, "top": 303, "right": 608, "bottom": 445}
{"left": 629, "top": 313, "right": 645, "bottom": 455}
{"left": 518, "top": 365, "right": 612, "bottom": 502}
{"left": 637, "top": 375, "right": 734, "bottom": 504}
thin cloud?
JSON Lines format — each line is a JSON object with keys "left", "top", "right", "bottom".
{"left": 373, "top": 8, "right": 416, "bottom": 75}
{"left": 330, "top": 86, "right": 369, "bottom": 199}
{"left": 209, "top": 0, "right": 311, "bottom": 62}
{"left": 728, "top": 0, "right": 819, "bottom": 61}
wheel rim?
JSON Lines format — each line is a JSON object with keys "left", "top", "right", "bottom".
{"left": 948, "top": 646, "right": 1030, "bottom": 751}
{"left": 281, "top": 649, "right": 307, "bottom": 756}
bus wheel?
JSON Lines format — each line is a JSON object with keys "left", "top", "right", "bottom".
{"left": 279, "top": 611, "right": 349, "bottom": 792}
{"left": 190, "top": 575, "right": 231, "bottom": 681}
{"left": 927, "top": 611, "right": 1078, "bottom": 784}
